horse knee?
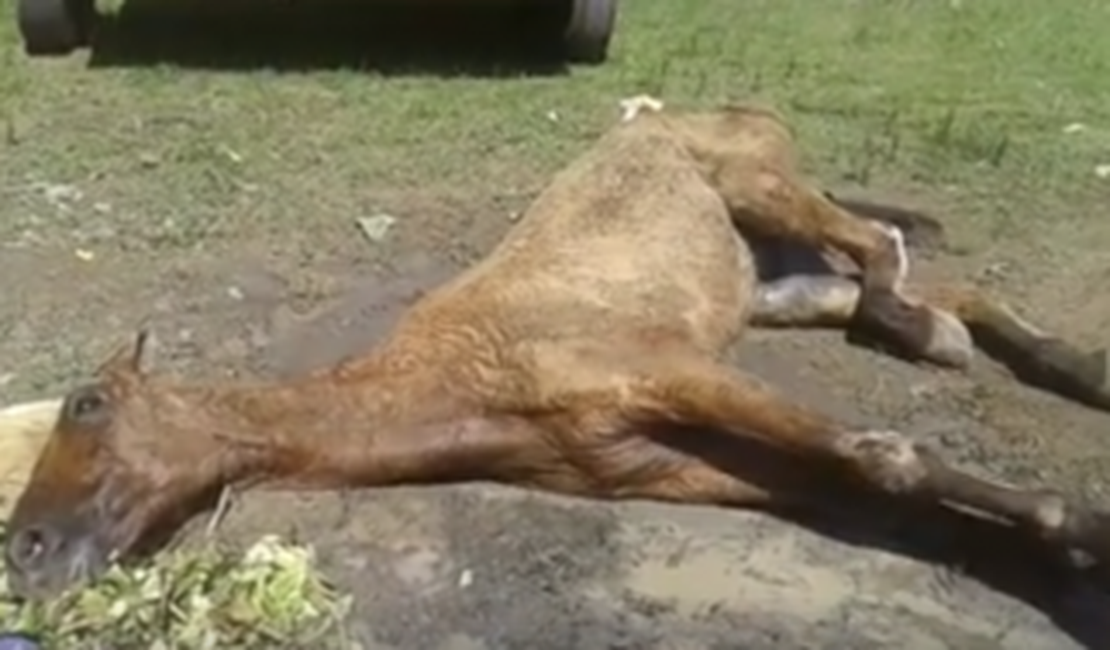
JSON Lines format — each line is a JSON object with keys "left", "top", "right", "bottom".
{"left": 833, "top": 429, "right": 929, "bottom": 495}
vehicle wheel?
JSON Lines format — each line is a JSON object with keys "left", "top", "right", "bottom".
{"left": 563, "top": 0, "right": 617, "bottom": 64}
{"left": 18, "top": 0, "right": 95, "bottom": 56}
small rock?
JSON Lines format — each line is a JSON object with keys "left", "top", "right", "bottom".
{"left": 619, "top": 94, "right": 665, "bottom": 122}
{"left": 75, "top": 248, "right": 95, "bottom": 262}
{"left": 343, "top": 555, "right": 370, "bottom": 572}
{"left": 42, "top": 183, "right": 82, "bottom": 207}
{"left": 1096, "top": 164, "right": 1110, "bottom": 179}
{"left": 356, "top": 214, "right": 397, "bottom": 243}
{"left": 227, "top": 286, "right": 245, "bottom": 301}
{"left": 219, "top": 145, "right": 243, "bottom": 164}
{"left": 908, "top": 383, "right": 938, "bottom": 400}
{"left": 458, "top": 569, "right": 473, "bottom": 588}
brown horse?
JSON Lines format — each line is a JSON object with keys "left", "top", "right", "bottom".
{"left": 5, "top": 100, "right": 1110, "bottom": 600}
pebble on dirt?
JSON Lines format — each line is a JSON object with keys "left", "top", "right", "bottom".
{"left": 356, "top": 214, "right": 397, "bottom": 243}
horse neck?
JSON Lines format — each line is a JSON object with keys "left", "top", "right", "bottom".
{"left": 201, "top": 351, "right": 482, "bottom": 490}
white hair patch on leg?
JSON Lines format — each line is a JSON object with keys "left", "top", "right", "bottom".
{"left": 870, "top": 220, "right": 909, "bottom": 289}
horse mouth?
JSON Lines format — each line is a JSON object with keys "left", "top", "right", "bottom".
{"left": 5, "top": 534, "right": 115, "bottom": 601}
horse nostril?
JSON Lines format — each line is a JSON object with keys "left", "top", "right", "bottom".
{"left": 6, "top": 525, "right": 58, "bottom": 572}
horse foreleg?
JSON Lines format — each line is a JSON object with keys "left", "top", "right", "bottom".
{"left": 628, "top": 356, "right": 1110, "bottom": 565}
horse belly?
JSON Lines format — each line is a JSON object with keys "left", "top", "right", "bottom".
{"left": 544, "top": 225, "right": 757, "bottom": 351}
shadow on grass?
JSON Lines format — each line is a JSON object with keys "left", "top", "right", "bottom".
{"left": 86, "top": 0, "right": 575, "bottom": 77}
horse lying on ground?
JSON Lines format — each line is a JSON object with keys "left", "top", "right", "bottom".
{"left": 4, "top": 100, "right": 1110, "bottom": 600}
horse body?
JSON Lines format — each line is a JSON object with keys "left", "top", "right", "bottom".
{"left": 5, "top": 101, "right": 1110, "bottom": 600}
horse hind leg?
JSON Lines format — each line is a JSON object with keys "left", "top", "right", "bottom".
{"left": 749, "top": 274, "right": 974, "bottom": 368}
{"left": 913, "top": 283, "right": 1110, "bottom": 411}
{"left": 717, "top": 167, "right": 963, "bottom": 368}
{"left": 750, "top": 274, "right": 1110, "bottom": 412}
{"left": 750, "top": 275, "right": 860, "bottom": 328}
{"left": 822, "top": 191, "right": 946, "bottom": 253}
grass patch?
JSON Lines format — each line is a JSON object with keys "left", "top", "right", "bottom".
{"left": 0, "top": 523, "right": 352, "bottom": 649}
{"left": 1, "top": 0, "right": 1107, "bottom": 258}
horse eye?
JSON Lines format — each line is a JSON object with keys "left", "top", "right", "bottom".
{"left": 64, "top": 386, "right": 111, "bottom": 426}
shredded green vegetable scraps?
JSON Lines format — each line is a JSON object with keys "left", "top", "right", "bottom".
{"left": 0, "top": 521, "right": 353, "bottom": 649}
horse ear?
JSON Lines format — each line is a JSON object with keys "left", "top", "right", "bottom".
{"left": 95, "top": 328, "right": 152, "bottom": 381}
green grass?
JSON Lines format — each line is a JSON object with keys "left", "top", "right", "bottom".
{"left": 1, "top": 0, "right": 1109, "bottom": 645}
{"left": 2, "top": 0, "right": 1109, "bottom": 250}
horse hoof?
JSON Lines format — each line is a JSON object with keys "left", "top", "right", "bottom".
{"left": 922, "top": 306, "right": 974, "bottom": 369}
{"left": 1035, "top": 341, "right": 1110, "bottom": 410}
{"left": 1074, "top": 347, "right": 1110, "bottom": 406}
{"left": 852, "top": 289, "right": 972, "bottom": 368}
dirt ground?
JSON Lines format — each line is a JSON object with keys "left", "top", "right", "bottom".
{"left": 5, "top": 1, "right": 1110, "bottom": 648}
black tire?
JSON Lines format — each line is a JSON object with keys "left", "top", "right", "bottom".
{"left": 18, "top": 0, "right": 95, "bottom": 56}
{"left": 563, "top": 0, "right": 617, "bottom": 64}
